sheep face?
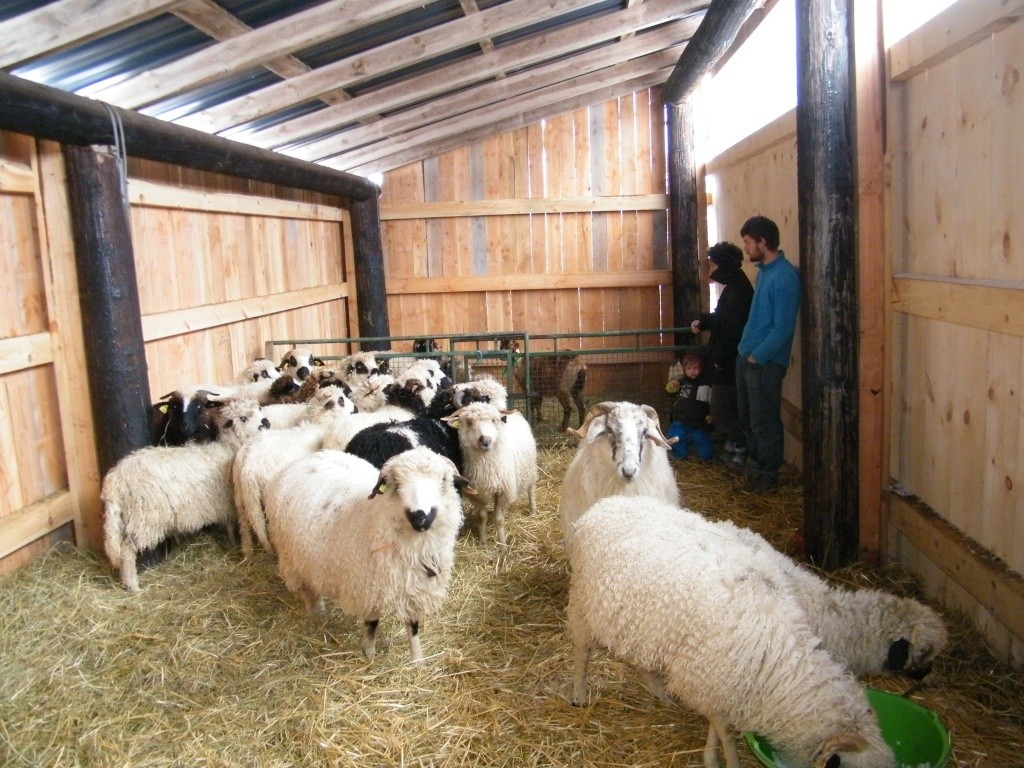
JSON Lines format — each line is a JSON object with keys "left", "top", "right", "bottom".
{"left": 452, "top": 376, "right": 508, "bottom": 410}
{"left": 151, "top": 388, "right": 225, "bottom": 445}
{"left": 572, "top": 402, "right": 671, "bottom": 483}
{"left": 213, "top": 398, "right": 271, "bottom": 446}
{"left": 304, "top": 384, "right": 357, "bottom": 421}
{"left": 444, "top": 403, "right": 509, "bottom": 453}
{"left": 279, "top": 347, "right": 324, "bottom": 381}
{"left": 881, "top": 600, "right": 949, "bottom": 679}
{"left": 235, "top": 358, "right": 282, "bottom": 385}
{"left": 341, "top": 352, "right": 381, "bottom": 388}
{"left": 369, "top": 448, "right": 470, "bottom": 533}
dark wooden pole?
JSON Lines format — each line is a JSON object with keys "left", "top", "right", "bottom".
{"left": 797, "top": 0, "right": 859, "bottom": 569}
{"left": 667, "top": 102, "right": 701, "bottom": 344}
{"left": 662, "top": 0, "right": 761, "bottom": 104}
{"left": 350, "top": 194, "right": 391, "bottom": 350}
{"left": 63, "top": 144, "right": 152, "bottom": 476}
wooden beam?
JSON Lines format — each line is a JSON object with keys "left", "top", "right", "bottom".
{"left": 662, "top": 0, "right": 758, "bottom": 104}
{"left": 129, "top": 179, "right": 346, "bottom": 221}
{"left": 0, "top": 492, "right": 75, "bottom": 561}
{"left": 797, "top": 0, "right": 859, "bottom": 570}
{"left": 290, "top": 29, "right": 693, "bottom": 161}
{"left": 327, "top": 52, "right": 678, "bottom": 172}
{"left": 891, "top": 275, "right": 1024, "bottom": 337}
{"left": 890, "top": 493, "right": 1024, "bottom": 642}
{"left": 888, "top": 0, "right": 1024, "bottom": 82}
{"left": 386, "top": 270, "right": 670, "bottom": 294}
{"left": 350, "top": 195, "right": 390, "bottom": 348}
{"left": 190, "top": 0, "right": 703, "bottom": 138}
{"left": 141, "top": 285, "right": 350, "bottom": 342}
{"left": 180, "top": 0, "right": 612, "bottom": 133}
{"left": 63, "top": 144, "right": 152, "bottom": 478}
{"left": 0, "top": 159, "right": 37, "bottom": 193}
{"left": 93, "top": 0, "right": 426, "bottom": 109}
{"left": 346, "top": 71, "right": 670, "bottom": 176}
{"left": 667, "top": 102, "right": 701, "bottom": 340}
{"left": 0, "top": 332, "right": 54, "bottom": 375}
{"left": 854, "top": 0, "right": 886, "bottom": 563}
{"left": 0, "top": 0, "right": 183, "bottom": 68}
{"left": 379, "top": 195, "right": 669, "bottom": 220}
{"left": 0, "top": 72, "right": 377, "bottom": 201}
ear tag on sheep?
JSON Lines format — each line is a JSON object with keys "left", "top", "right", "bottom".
{"left": 448, "top": 418, "right": 462, "bottom": 430}
{"left": 369, "top": 480, "right": 389, "bottom": 499}
{"left": 158, "top": 404, "right": 169, "bottom": 414}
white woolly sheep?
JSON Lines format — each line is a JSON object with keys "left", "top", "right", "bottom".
{"left": 231, "top": 385, "right": 357, "bottom": 556}
{"left": 278, "top": 347, "right": 324, "bottom": 381}
{"left": 443, "top": 402, "right": 538, "bottom": 549}
{"left": 559, "top": 401, "right": 678, "bottom": 555}
{"left": 267, "top": 447, "right": 471, "bottom": 662}
{"left": 723, "top": 524, "right": 948, "bottom": 681}
{"left": 567, "top": 495, "right": 895, "bottom": 768}
{"left": 103, "top": 398, "right": 271, "bottom": 592}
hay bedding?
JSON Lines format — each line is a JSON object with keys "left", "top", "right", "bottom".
{"left": 1, "top": 447, "right": 1022, "bottom": 768}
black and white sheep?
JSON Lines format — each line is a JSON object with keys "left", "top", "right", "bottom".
{"left": 103, "top": 398, "right": 271, "bottom": 592}
{"left": 559, "top": 401, "right": 678, "bottom": 555}
{"left": 231, "top": 385, "right": 357, "bottom": 556}
{"left": 278, "top": 347, "right": 325, "bottom": 381}
{"left": 567, "top": 495, "right": 895, "bottom": 768}
{"left": 267, "top": 447, "right": 471, "bottom": 662}
{"left": 443, "top": 402, "right": 538, "bottom": 549}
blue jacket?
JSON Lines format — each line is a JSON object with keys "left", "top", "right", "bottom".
{"left": 737, "top": 252, "right": 800, "bottom": 369}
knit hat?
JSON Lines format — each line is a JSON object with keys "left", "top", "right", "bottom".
{"left": 707, "top": 241, "right": 743, "bottom": 272}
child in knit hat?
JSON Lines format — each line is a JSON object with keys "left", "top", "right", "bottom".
{"left": 665, "top": 349, "right": 714, "bottom": 460}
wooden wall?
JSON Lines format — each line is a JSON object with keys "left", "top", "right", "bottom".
{"left": 377, "top": 88, "right": 673, "bottom": 352}
{"left": 886, "top": 0, "right": 1023, "bottom": 663}
{"left": 0, "top": 134, "right": 357, "bottom": 568}
{"left": 702, "top": 114, "right": 803, "bottom": 470}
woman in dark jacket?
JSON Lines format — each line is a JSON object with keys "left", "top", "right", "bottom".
{"left": 690, "top": 241, "right": 754, "bottom": 465}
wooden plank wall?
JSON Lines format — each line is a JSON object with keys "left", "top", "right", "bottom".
{"left": 702, "top": 113, "right": 803, "bottom": 469}
{"left": 377, "top": 89, "right": 672, "bottom": 353}
{"left": 887, "top": 0, "right": 1024, "bottom": 663}
{"left": 0, "top": 135, "right": 357, "bottom": 569}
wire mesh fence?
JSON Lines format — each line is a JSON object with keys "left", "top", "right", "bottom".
{"left": 266, "top": 329, "right": 696, "bottom": 444}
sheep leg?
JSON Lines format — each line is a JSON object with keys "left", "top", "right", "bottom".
{"left": 703, "top": 722, "right": 720, "bottom": 768}
{"left": 527, "top": 483, "right": 537, "bottom": 515}
{"left": 556, "top": 390, "right": 573, "bottom": 432}
{"left": 120, "top": 546, "right": 141, "bottom": 593}
{"left": 238, "top": 517, "right": 255, "bottom": 557}
{"left": 572, "top": 388, "right": 586, "bottom": 428}
{"left": 474, "top": 502, "right": 489, "bottom": 546}
{"left": 493, "top": 497, "right": 508, "bottom": 550}
{"left": 707, "top": 713, "right": 740, "bottom": 768}
{"left": 362, "top": 618, "right": 379, "bottom": 659}
{"left": 570, "top": 636, "right": 591, "bottom": 705}
{"left": 406, "top": 620, "right": 423, "bottom": 663}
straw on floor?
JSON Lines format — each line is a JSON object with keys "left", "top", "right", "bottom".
{"left": 1, "top": 445, "right": 1021, "bottom": 767}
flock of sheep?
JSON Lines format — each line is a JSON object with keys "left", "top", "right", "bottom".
{"left": 99, "top": 348, "right": 948, "bottom": 768}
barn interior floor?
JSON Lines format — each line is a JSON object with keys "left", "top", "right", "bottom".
{"left": 1, "top": 447, "right": 1021, "bottom": 767}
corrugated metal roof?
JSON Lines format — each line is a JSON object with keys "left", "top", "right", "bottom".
{"left": 0, "top": 0, "right": 714, "bottom": 176}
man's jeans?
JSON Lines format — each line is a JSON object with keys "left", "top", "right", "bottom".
{"left": 736, "top": 357, "right": 786, "bottom": 477}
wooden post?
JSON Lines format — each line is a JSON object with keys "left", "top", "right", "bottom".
{"left": 796, "top": 0, "right": 859, "bottom": 569}
{"left": 667, "top": 101, "right": 701, "bottom": 344}
{"left": 63, "top": 144, "right": 152, "bottom": 478}
{"left": 350, "top": 194, "right": 391, "bottom": 350}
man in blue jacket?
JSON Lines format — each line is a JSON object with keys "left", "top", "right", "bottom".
{"left": 736, "top": 216, "right": 801, "bottom": 493}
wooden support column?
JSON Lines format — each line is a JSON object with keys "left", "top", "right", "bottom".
{"left": 350, "top": 194, "right": 391, "bottom": 350}
{"left": 63, "top": 144, "right": 152, "bottom": 479}
{"left": 797, "top": 0, "right": 859, "bottom": 569}
{"left": 667, "top": 101, "right": 701, "bottom": 343}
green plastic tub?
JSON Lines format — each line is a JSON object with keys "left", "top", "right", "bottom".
{"left": 745, "top": 687, "right": 951, "bottom": 768}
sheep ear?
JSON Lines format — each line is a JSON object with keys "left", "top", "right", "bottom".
{"left": 499, "top": 409, "right": 519, "bottom": 417}
{"left": 368, "top": 478, "right": 389, "bottom": 499}
{"left": 453, "top": 475, "right": 477, "bottom": 495}
{"left": 312, "top": 357, "right": 325, "bottom": 366}
{"left": 812, "top": 733, "right": 868, "bottom": 767}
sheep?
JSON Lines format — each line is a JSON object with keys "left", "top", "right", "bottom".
{"left": 278, "top": 347, "right": 325, "bottom": 381}
{"left": 231, "top": 385, "right": 357, "bottom": 556}
{"left": 267, "top": 447, "right": 471, "bottom": 662}
{"left": 721, "top": 524, "right": 948, "bottom": 681}
{"left": 103, "top": 398, "right": 271, "bottom": 592}
{"left": 343, "top": 416, "right": 463, "bottom": 472}
{"left": 500, "top": 339, "right": 587, "bottom": 431}
{"left": 443, "top": 402, "right": 538, "bottom": 549}
{"left": 558, "top": 401, "right": 678, "bottom": 555}
{"left": 567, "top": 495, "right": 895, "bottom": 768}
